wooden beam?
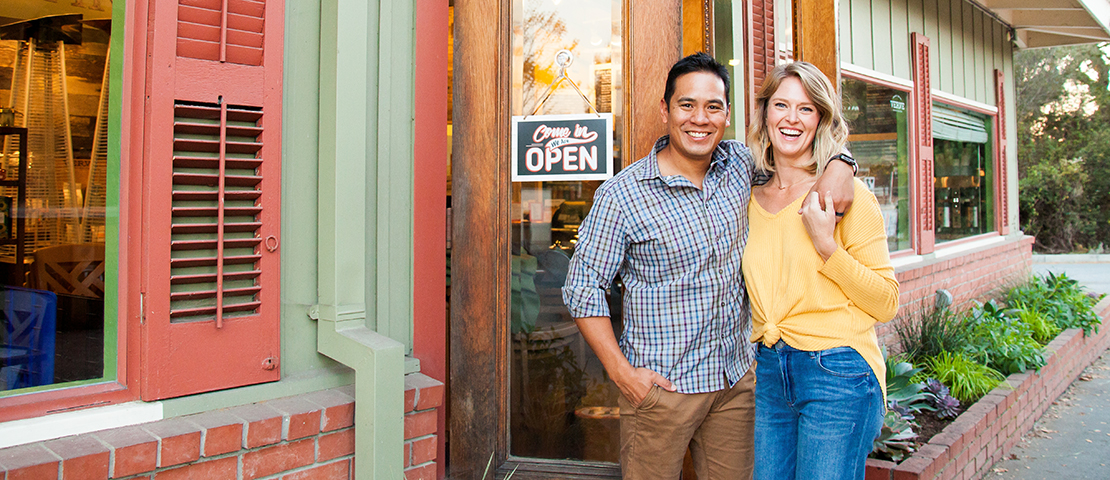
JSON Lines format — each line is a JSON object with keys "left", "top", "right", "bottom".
{"left": 792, "top": 0, "right": 839, "bottom": 86}
{"left": 627, "top": 0, "right": 682, "bottom": 163}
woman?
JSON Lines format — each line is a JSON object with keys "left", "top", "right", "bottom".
{"left": 742, "top": 61, "right": 900, "bottom": 480}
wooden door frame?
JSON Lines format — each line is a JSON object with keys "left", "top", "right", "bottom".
{"left": 449, "top": 0, "right": 680, "bottom": 477}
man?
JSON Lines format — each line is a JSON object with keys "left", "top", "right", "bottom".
{"left": 562, "top": 52, "right": 856, "bottom": 479}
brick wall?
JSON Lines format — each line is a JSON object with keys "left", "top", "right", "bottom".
{"left": 876, "top": 236, "right": 1035, "bottom": 351}
{"left": 0, "top": 373, "right": 445, "bottom": 480}
{"left": 866, "top": 297, "right": 1110, "bottom": 480}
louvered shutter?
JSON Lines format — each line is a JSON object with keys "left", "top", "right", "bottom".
{"left": 994, "top": 69, "right": 1009, "bottom": 235}
{"left": 911, "top": 33, "right": 935, "bottom": 254}
{"left": 140, "top": 0, "right": 282, "bottom": 400}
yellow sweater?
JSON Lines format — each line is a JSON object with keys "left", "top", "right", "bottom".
{"left": 742, "top": 179, "right": 899, "bottom": 394}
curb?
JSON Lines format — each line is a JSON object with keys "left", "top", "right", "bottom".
{"left": 1031, "top": 254, "right": 1110, "bottom": 263}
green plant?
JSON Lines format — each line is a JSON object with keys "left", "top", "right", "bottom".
{"left": 884, "top": 356, "right": 937, "bottom": 418}
{"left": 871, "top": 410, "right": 918, "bottom": 462}
{"left": 1013, "top": 304, "right": 1061, "bottom": 344}
{"left": 962, "top": 301, "right": 1046, "bottom": 375}
{"left": 926, "top": 351, "right": 1007, "bottom": 404}
{"left": 480, "top": 453, "right": 519, "bottom": 479}
{"left": 1008, "top": 272, "right": 1104, "bottom": 336}
{"left": 895, "top": 307, "right": 970, "bottom": 366}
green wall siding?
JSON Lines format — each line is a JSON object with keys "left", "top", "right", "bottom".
{"left": 840, "top": 0, "right": 1009, "bottom": 107}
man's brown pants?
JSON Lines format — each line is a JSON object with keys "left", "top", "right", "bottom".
{"left": 616, "top": 366, "right": 756, "bottom": 479}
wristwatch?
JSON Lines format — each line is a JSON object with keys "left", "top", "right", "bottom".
{"left": 828, "top": 152, "right": 858, "bottom": 174}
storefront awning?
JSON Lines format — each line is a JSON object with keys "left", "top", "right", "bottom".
{"left": 978, "top": 0, "right": 1110, "bottom": 48}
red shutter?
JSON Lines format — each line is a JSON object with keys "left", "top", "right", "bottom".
{"left": 140, "top": 0, "right": 282, "bottom": 400}
{"left": 911, "top": 33, "right": 934, "bottom": 254}
{"left": 994, "top": 69, "right": 1009, "bottom": 235}
{"left": 751, "top": 0, "right": 777, "bottom": 90}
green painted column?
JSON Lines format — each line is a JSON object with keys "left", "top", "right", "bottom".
{"left": 316, "top": 0, "right": 416, "bottom": 477}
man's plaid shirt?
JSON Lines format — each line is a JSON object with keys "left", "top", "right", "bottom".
{"left": 563, "top": 136, "right": 759, "bottom": 394}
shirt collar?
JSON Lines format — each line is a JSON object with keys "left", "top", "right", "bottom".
{"left": 635, "top": 135, "right": 733, "bottom": 182}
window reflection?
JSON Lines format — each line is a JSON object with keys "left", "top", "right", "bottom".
{"left": 933, "top": 104, "right": 994, "bottom": 242}
{"left": 841, "top": 76, "right": 912, "bottom": 252}
{"left": 1, "top": 8, "right": 110, "bottom": 393}
{"left": 510, "top": 0, "right": 622, "bottom": 462}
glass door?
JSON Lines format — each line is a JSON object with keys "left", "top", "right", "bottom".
{"left": 508, "top": 0, "right": 623, "bottom": 464}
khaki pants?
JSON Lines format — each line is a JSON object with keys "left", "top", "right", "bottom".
{"left": 616, "top": 366, "right": 756, "bottom": 480}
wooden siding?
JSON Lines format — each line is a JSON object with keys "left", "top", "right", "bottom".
{"left": 839, "top": 0, "right": 1010, "bottom": 107}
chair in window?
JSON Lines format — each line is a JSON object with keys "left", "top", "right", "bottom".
{"left": 30, "top": 243, "right": 106, "bottom": 299}
{"left": 0, "top": 286, "right": 57, "bottom": 390}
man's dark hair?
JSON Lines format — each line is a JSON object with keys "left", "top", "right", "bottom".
{"left": 663, "top": 52, "right": 731, "bottom": 107}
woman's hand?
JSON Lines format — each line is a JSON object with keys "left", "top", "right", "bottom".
{"left": 801, "top": 190, "right": 838, "bottom": 261}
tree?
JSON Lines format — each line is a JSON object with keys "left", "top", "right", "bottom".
{"left": 1015, "top": 43, "right": 1110, "bottom": 252}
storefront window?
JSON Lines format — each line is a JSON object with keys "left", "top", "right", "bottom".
{"left": 933, "top": 104, "right": 994, "bottom": 242}
{"left": 0, "top": 5, "right": 112, "bottom": 393}
{"left": 841, "top": 76, "right": 911, "bottom": 252}
{"left": 509, "top": 0, "right": 622, "bottom": 462}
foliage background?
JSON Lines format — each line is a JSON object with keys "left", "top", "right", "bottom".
{"left": 1016, "top": 43, "right": 1110, "bottom": 253}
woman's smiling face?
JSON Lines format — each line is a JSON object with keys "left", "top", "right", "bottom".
{"left": 766, "top": 76, "right": 821, "bottom": 166}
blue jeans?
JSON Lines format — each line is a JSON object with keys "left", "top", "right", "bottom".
{"left": 753, "top": 341, "right": 884, "bottom": 480}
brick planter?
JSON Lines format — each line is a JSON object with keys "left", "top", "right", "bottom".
{"left": 866, "top": 297, "right": 1110, "bottom": 480}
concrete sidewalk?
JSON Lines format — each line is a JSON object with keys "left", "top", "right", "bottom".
{"left": 986, "top": 352, "right": 1110, "bottom": 479}
{"left": 985, "top": 256, "right": 1110, "bottom": 479}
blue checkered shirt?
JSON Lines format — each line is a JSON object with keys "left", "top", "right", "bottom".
{"left": 563, "top": 136, "right": 759, "bottom": 394}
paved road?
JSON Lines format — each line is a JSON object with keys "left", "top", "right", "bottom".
{"left": 1031, "top": 254, "right": 1110, "bottom": 296}
{"left": 986, "top": 255, "right": 1110, "bottom": 479}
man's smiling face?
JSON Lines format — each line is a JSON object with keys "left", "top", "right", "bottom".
{"left": 660, "top": 71, "right": 731, "bottom": 165}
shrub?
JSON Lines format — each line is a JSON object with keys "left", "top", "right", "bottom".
{"left": 926, "top": 351, "right": 1007, "bottom": 404}
{"left": 1007, "top": 272, "right": 1104, "bottom": 336}
{"left": 896, "top": 307, "right": 970, "bottom": 367}
{"left": 962, "top": 301, "right": 1046, "bottom": 375}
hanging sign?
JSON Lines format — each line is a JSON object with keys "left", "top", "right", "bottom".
{"left": 511, "top": 113, "right": 614, "bottom": 182}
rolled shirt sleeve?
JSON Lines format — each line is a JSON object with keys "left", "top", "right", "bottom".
{"left": 563, "top": 182, "right": 628, "bottom": 319}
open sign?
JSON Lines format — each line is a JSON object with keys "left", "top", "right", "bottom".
{"left": 511, "top": 113, "right": 614, "bottom": 182}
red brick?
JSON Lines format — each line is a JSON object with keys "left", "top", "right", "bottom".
{"left": 43, "top": 435, "right": 110, "bottom": 480}
{"left": 186, "top": 411, "right": 244, "bottom": 457}
{"left": 231, "top": 404, "right": 285, "bottom": 448}
{"left": 8, "top": 463, "right": 63, "bottom": 480}
{"left": 403, "top": 463, "right": 436, "bottom": 480}
{"left": 0, "top": 443, "right": 62, "bottom": 480}
{"left": 155, "top": 456, "right": 237, "bottom": 480}
{"left": 242, "top": 439, "right": 315, "bottom": 480}
{"left": 404, "top": 442, "right": 411, "bottom": 468}
{"left": 404, "top": 388, "right": 417, "bottom": 413}
{"left": 281, "top": 460, "right": 350, "bottom": 480}
{"left": 318, "top": 429, "right": 355, "bottom": 462}
{"left": 142, "top": 419, "right": 202, "bottom": 468}
{"left": 302, "top": 389, "right": 355, "bottom": 432}
{"left": 266, "top": 397, "right": 323, "bottom": 441}
{"left": 405, "top": 374, "right": 445, "bottom": 411}
{"left": 404, "top": 411, "right": 436, "bottom": 439}
{"left": 865, "top": 459, "right": 895, "bottom": 480}
{"left": 410, "top": 436, "right": 437, "bottom": 465}
{"left": 94, "top": 426, "right": 159, "bottom": 478}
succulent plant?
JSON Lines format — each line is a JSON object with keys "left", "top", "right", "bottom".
{"left": 872, "top": 410, "right": 918, "bottom": 462}
{"left": 933, "top": 394, "right": 961, "bottom": 419}
{"left": 923, "top": 378, "right": 949, "bottom": 398}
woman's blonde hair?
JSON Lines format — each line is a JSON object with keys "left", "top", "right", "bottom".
{"left": 746, "top": 61, "right": 849, "bottom": 176}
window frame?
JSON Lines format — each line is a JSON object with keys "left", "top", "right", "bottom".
{"left": 841, "top": 65, "right": 916, "bottom": 257}
{"left": 929, "top": 92, "right": 1001, "bottom": 248}
{"left": 0, "top": 0, "right": 139, "bottom": 423}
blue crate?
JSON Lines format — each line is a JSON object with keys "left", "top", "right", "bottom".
{"left": 1, "top": 286, "right": 57, "bottom": 390}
